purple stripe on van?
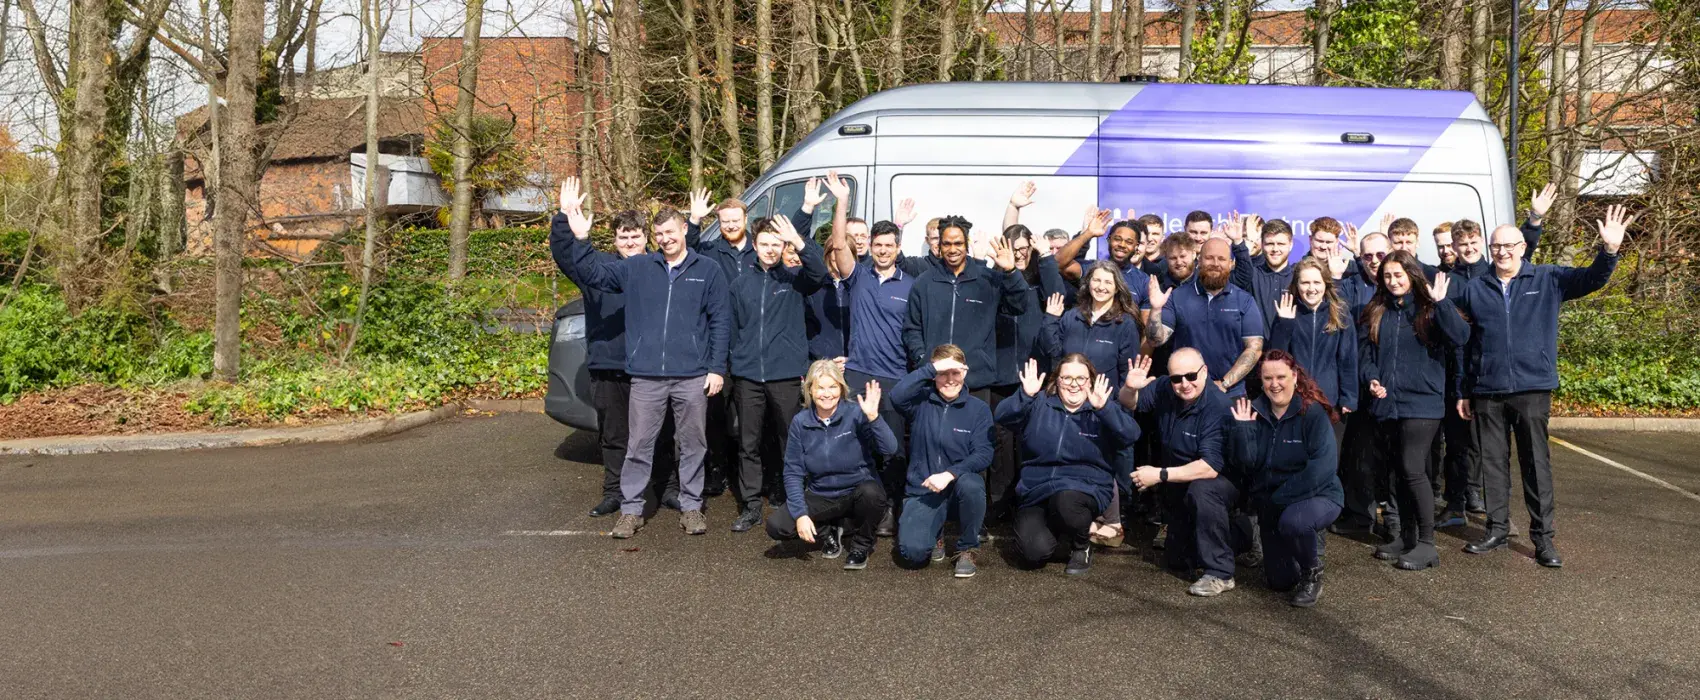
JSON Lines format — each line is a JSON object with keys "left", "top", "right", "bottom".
{"left": 1058, "top": 85, "right": 1477, "bottom": 255}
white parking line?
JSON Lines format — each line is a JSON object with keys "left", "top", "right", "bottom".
{"left": 503, "top": 529, "right": 604, "bottom": 536}
{"left": 1551, "top": 436, "right": 1700, "bottom": 504}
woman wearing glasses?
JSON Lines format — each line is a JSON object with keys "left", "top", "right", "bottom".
{"left": 995, "top": 355, "right": 1139, "bottom": 575}
{"left": 1123, "top": 348, "right": 1239, "bottom": 598}
{"left": 1270, "top": 257, "right": 1358, "bottom": 445}
{"left": 1227, "top": 350, "right": 1343, "bottom": 607}
{"left": 1358, "top": 251, "right": 1468, "bottom": 571}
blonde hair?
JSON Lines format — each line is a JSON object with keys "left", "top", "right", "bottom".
{"left": 801, "top": 359, "right": 851, "bottom": 409}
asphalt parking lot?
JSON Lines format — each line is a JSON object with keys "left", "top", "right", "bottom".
{"left": 3, "top": 413, "right": 1697, "bottom": 698}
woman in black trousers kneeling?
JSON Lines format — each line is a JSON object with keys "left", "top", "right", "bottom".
{"left": 1228, "top": 350, "right": 1344, "bottom": 607}
{"left": 766, "top": 360, "right": 898, "bottom": 570}
{"left": 994, "top": 354, "right": 1140, "bottom": 576}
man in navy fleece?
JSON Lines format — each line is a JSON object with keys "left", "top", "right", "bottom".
{"left": 561, "top": 194, "right": 731, "bottom": 540}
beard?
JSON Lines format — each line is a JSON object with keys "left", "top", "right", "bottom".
{"left": 1200, "top": 266, "right": 1231, "bottom": 291}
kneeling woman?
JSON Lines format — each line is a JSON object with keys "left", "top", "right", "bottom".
{"left": 994, "top": 355, "right": 1140, "bottom": 575}
{"left": 1228, "top": 350, "right": 1343, "bottom": 607}
{"left": 765, "top": 360, "right": 898, "bottom": 570}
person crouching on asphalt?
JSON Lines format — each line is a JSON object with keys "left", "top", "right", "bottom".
{"left": 994, "top": 355, "right": 1139, "bottom": 576}
{"left": 1227, "top": 350, "right": 1344, "bottom": 608}
{"left": 765, "top": 360, "right": 897, "bottom": 570}
{"left": 890, "top": 345, "right": 995, "bottom": 578}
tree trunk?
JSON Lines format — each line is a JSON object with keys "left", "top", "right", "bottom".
{"left": 572, "top": 0, "right": 598, "bottom": 200}
{"left": 447, "top": 0, "right": 485, "bottom": 282}
{"left": 1126, "top": 0, "right": 1144, "bottom": 77}
{"left": 62, "top": 0, "right": 113, "bottom": 304}
{"left": 841, "top": 0, "right": 872, "bottom": 91}
{"left": 756, "top": 0, "right": 775, "bottom": 170}
{"left": 349, "top": 0, "right": 390, "bottom": 359}
{"left": 213, "top": 0, "right": 265, "bottom": 381}
{"left": 1088, "top": 0, "right": 1102, "bottom": 81}
{"left": 710, "top": 0, "right": 745, "bottom": 190}
{"left": 1544, "top": 1, "right": 1568, "bottom": 227}
{"left": 791, "top": 0, "right": 822, "bottom": 137}
{"left": 1216, "top": 0, "right": 1231, "bottom": 56}
{"left": 888, "top": 0, "right": 906, "bottom": 86}
{"left": 1312, "top": 0, "right": 1332, "bottom": 85}
{"left": 1021, "top": 0, "right": 1035, "bottom": 80}
{"left": 937, "top": 0, "right": 957, "bottom": 82}
{"left": 1110, "top": 0, "right": 1124, "bottom": 78}
{"left": 1437, "top": 0, "right": 1465, "bottom": 90}
{"left": 1573, "top": 0, "right": 1597, "bottom": 173}
{"left": 684, "top": 0, "right": 704, "bottom": 190}
{"left": 611, "top": 0, "right": 645, "bottom": 202}
{"left": 1180, "top": 0, "right": 1197, "bottom": 81}
{"left": 1470, "top": 0, "right": 1490, "bottom": 103}
{"left": 821, "top": 4, "right": 842, "bottom": 105}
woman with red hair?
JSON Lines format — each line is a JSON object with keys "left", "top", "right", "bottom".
{"left": 1228, "top": 350, "right": 1343, "bottom": 608}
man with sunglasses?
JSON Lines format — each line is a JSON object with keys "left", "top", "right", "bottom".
{"left": 1330, "top": 231, "right": 1391, "bottom": 537}
{"left": 1119, "top": 349, "right": 1240, "bottom": 597}
{"left": 1437, "top": 206, "right": 1633, "bottom": 569}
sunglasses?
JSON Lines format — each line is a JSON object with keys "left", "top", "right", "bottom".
{"left": 1364, "top": 252, "right": 1388, "bottom": 261}
{"left": 1169, "top": 369, "right": 1203, "bottom": 383}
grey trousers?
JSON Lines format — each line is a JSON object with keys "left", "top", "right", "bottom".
{"left": 622, "top": 377, "right": 708, "bottom": 516}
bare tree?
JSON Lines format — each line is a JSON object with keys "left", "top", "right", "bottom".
{"left": 1573, "top": 0, "right": 1599, "bottom": 162}
{"left": 681, "top": 0, "right": 705, "bottom": 190}
{"left": 571, "top": 0, "right": 599, "bottom": 199}
{"left": 1313, "top": 0, "right": 1332, "bottom": 85}
{"left": 1180, "top": 0, "right": 1197, "bottom": 81}
{"left": 1440, "top": 0, "right": 1464, "bottom": 90}
{"left": 1126, "top": 0, "right": 1144, "bottom": 77}
{"left": 1022, "top": 0, "right": 1036, "bottom": 80}
{"left": 1470, "top": 0, "right": 1490, "bottom": 102}
{"left": 212, "top": 0, "right": 265, "bottom": 380}
{"left": 756, "top": 0, "right": 775, "bottom": 170}
{"left": 790, "top": 0, "right": 822, "bottom": 136}
{"left": 1089, "top": 0, "right": 1103, "bottom": 80}
{"left": 447, "top": 0, "right": 487, "bottom": 282}
{"left": 707, "top": 0, "right": 745, "bottom": 190}
{"left": 889, "top": 0, "right": 907, "bottom": 86}
{"left": 938, "top": 0, "right": 958, "bottom": 81}
{"left": 611, "top": 0, "right": 645, "bottom": 201}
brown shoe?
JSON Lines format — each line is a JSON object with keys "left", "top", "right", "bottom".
{"left": 611, "top": 513, "right": 644, "bottom": 539}
{"left": 680, "top": 510, "right": 708, "bottom": 535}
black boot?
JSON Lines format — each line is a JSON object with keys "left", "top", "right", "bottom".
{"left": 1397, "top": 540, "right": 1440, "bottom": 570}
{"left": 1290, "top": 566, "right": 1324, "bottom": 608}
{"left": 588, "top": 496, "right": 621, "bottom": 518}
{"left": 1374, "top": 522, "right": 1412, "bottom": 561}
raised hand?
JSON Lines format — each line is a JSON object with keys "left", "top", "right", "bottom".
{"left": 689, "top": 187, "right": 713, "bottom": 224}
{"left": 1123, "top": 356, "right": 1155, "bottom": 392}
{"left": 1427, "top": 271, "right": 1450, "bottom": 300}
{"left": 1530, "top": 182, "right": 1558, "bottom": 220}
{"left": 1369, "top": 379, "right": 1387, "bottom": 400}
{"left": 559, "top": 177, "right": 592, "bottom": 239}
{"left": 823, "top": 169, "right": 851, "bottom": 202}
{"left": 1019, "top": 358, "right": 1046, "bottom": 397}
{"left": 990, "top": 235, "right": 1016, "bottom": 271}
{"left": 1045, "top": 292, "right": 1065, "bottom": 317}
{"left": 932, "top": 355, "right": 968, "bottom": 375}
{"left": 1010, "top": 181, "right": 1037, "bottom": 209}
{"left": 858, "top": 380, "right": 882, "bottom": 421}
{"left": 1088, "top": 374, "right": 1113, "bottom": 409}
{"left": 1231, "top": 397, "right": 1255, "bottom": 422}
{"left": 1276, "top": 290, "right": 1297, "bottom": 319}
{"left": 1242, "top": 213, "right": 1262, "bottom": 243}
{"left": 1085, "top": 208, "right": 1113, "bottom": 237}
{"left": 895, "top": 197, "right": 917, "bottom": 228}
{"left": 1378, "top": 212, "right": 1396, "bottom": 234}
{"left": 1343, "top": 222, "right": 1360, "bottom": 253}
{"left": 771, "top": 211, "right": 805, "bottom": 250}
{"left": 1327, "top": 249, "right": 1349, "bottom": 279}
{"left": 1146, "top": 275, "right": 1170, "bottom": 310}
{"left": 1596, "top": 203, "right": 1637, "bottom": 254}
{"left": 803, "top": 176, "right": 826, "bottom": 211}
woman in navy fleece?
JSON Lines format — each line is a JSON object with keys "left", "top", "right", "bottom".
{"left": 1228, "top": 350, "right": 1343, "bottom": 608}
{"left": 1358, "top": 251, "right": 1467, "bottom": 571}
{"left": 764, "top": 360, "right": 898, "bottom": 571}
{"left": 994, "top": 355, "right": 1140, "bottom": 576}
{"left": 1269, "top": 257, "right": 1358, "bottom": 443}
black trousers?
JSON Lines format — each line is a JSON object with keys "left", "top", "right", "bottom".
{"left": 1013, "top": 490, "right": 1101, "bottom": 565}
{"left": 705, "top": 388, "right": 734, "bottom": 491}
{"left": 1339, "top": 409, "right": 1382, "bottom": 527}
{"left": 1438, "top": 401, "right": 1479, "bottom": 510}
{"left": 845, "top": 370, "right": 908, "bottom": 515}
{"left": 732, "top": 377, "right": 803, "bottom": 510}
{"left": 764, "top": 480, "right": 889, "bottom": 553}
{"left": 987, "top": 384, "right": 1022, "bottom": 523}
{"left": 590, "top": 370, "right": 676, "bottom": 504}
{"left": 1473, "top": 391, "right": 1557, "bottom": 540}
{"left": 1382, "top": 418, "right": 1442, "bottom": 545}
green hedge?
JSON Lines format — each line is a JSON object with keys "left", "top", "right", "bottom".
{"left": 1555, "top": 296, "right": 1700, "bottom": 412}
{"left": 390, "top": 226, "right": 574, "bottom": 278}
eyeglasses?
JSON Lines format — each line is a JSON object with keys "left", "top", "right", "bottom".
{"left": 1057, "top": 376, "right": 1091, "bottom": 387}
{"left": 1168, "top": 369, "right": 1203, "bottom": 383}
{"left": 1489, "top": 242, "right": 1523, "bottom": 253}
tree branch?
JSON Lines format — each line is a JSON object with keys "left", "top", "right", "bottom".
{"left": 14, "top": 0, "right": 65, "bottom": 105}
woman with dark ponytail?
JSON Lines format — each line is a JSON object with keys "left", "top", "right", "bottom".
{"left": 1358, "top": 251, "right": 1468, "bottom": 571}
{"left": 1227, "top": 350, "right": 1342, "bottom": 608}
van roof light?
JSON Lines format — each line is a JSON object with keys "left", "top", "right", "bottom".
{"left": 1342, "top": 132, "right": 1375, "bottom": 144}
{"left": 839, "top": 124, "right": 872, "bottom": 136}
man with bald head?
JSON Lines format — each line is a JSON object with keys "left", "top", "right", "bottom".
{"left": 1437, "top": 205, "right": 1634, "bottom": 568}
{"left": 1146, "top": 238, "right": 1265, "bottom": 399}
{"left": 1332, "top": 230, "right": 1392, "bottom": 537}
{"left": 1120, "top": 348, "right": 1240, "bottom": 597}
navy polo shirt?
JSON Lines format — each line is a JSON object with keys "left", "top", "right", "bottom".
{"left": 844, "top": 261, "right": 916, "bottom": 380}
{"left": 1158, "top": 278, "right": 1265, "bottom": 396}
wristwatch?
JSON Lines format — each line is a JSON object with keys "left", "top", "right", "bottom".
{"left": 1159, "top": 468, "right": 1169, "bottom": 484}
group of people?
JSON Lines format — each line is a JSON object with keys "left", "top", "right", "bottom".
{"left": 548, "top": 174, "right": 1633, "bottom": 608}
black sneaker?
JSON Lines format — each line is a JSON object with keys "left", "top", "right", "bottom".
{"left": 588, "top": 496, "right": 621, "bottom": 518}
{"left": 1065, "top": 547, "right": 1092, "bottom": 575}
{"left": 730, "top": 506, "right": 762, "bottom": 533}
{"left": 1290, "top": 566, "right": 1324, "bottom": 608}
{"left": 843, "top": 548, "right": 869, "bottom": 570}
{"left": 819, "top": 526, "right": 843, "bottom": 559}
